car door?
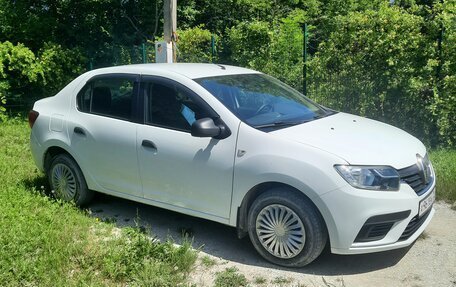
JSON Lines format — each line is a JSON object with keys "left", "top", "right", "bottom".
{"left": 136, "top": 76, "right": 237, "bottom": 219}
{"left": 68, "top": 74, "right": 143, "bottom": 197}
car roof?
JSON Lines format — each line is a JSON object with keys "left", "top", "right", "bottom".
{"left": 90, "top": 63, "right": 261, "bottom": 79}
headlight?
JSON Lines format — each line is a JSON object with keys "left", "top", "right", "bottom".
{"left": 334, "top": 165, "right": 400, "bottom": 191}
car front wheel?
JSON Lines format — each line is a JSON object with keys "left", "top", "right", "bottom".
{"left": 247, "top": 188, "right": 327, "bottom": 267}
{"left": 48, "top": 153, "right": 93, "bottom": 206}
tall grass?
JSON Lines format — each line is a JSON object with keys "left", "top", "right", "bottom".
{"left": 430, "top": 150, "right": 456, "bottom": 203}
{"left": 0, "top": 120, "right": 196, "bottom": 286}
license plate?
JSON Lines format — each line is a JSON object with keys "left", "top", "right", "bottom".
{"left": 419, "top": 188, "right": 435, "bottom": 217}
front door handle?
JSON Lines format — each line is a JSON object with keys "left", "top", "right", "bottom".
{"left": 142, "top": 140, "right": 157, "bottom": 150}
{"left": 74, "top": 126, "right": 86, "bottom": 136}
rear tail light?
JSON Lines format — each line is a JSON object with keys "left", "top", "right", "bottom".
{"left": 28, "top": 110, "right": 39, "bottom": 128}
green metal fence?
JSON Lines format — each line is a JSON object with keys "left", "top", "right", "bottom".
{"left": 87, "top": 36, "right": 219, "bottom": 70}
{"left": 87, "top": 42, "right": 156, "bottom": 70}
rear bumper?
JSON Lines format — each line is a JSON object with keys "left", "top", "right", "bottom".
{"left": 30, "top": 131, "right": 44, "bottom": 172}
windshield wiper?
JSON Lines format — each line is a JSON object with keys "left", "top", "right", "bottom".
{"left": 254, "top": 113, "right": 329, "bottom": 129}
{"left": 254, "top": 120, "right": 308, "bottom": 129}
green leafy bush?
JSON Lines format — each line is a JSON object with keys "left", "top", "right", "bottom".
{"left": 38, "top": 43, "right": 86, "bottom": 96}
{"left": 261, "top": 9, "right": 305, "bottom": 92}
{"left": 0, "top": 41, "right": 43, "bottom": 113}
{"left": 0, "top": 41, "right": 42, "bottom": 82}
{"left": 307, "top": 3, "right": 437, "bottom": 145}
{"left": 0, "top": 41, "right": 85, "bottom": 111}
{"left": 226, "top": 20, "right": 272, "bottom": 68}
{"left": 430, "top": 0, "right": 456, "bottom": 146}
{"left": 226, "top": 11, "right": 305, "bottom": 91}
{"left": 177, "top": 26, "right": 217, "bottom": 63}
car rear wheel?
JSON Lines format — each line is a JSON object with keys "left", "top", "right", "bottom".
{"left": 48, "top": 154, "right": 93, "bottom": 206}
{"left": 247, "top": 188, "right": 327, "bottom": 267}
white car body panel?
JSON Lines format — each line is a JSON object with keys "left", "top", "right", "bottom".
{"left": 137, "top": 124, "right": 238, "bottom": 219}
{"left": 230, "top": 122, "right": 349, "bottom": 226}
{"left": 272, "top": 112, "right": 426, "bottom": 168}
{"left": 29, "top": 63, "right": 435, "bottom": 257}
{"left": 67, "top": 112, "right": 142, "bottom": 197}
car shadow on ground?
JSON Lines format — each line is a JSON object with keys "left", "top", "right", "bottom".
{"left": 86, "top": 193, "right": 412, "bottom": 276}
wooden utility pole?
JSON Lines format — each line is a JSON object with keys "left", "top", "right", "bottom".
{"left": 163, "top": 0, "right": 177, "bottom": 63}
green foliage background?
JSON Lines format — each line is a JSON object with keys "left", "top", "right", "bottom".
{"left": 0, "top": 0, "right": 454, "bottom": 147}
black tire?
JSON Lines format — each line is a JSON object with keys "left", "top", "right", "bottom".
{"left": 48, "top": 153, "right": 94, "bottom": 206}
{"left": 247, "top": 188, "right": 327, "bottom": 267}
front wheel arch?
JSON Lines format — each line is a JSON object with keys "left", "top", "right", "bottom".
{"left": 236, "top": 182, "right": 328, "bottom": 241}
{"left": 247, "top": 187, "right": 328, "bottom": 267}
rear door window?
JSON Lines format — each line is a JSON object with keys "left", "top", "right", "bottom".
{"left": 77, "top": 74, "right": 138, "bottom": 121}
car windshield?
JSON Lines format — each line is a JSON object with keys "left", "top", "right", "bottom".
{"left": 195, "top": 73, "right": 333, "bottom": 129}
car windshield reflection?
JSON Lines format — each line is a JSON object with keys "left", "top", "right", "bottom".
{"left": 195, "top": 73, "right": 334, "bottom": 129}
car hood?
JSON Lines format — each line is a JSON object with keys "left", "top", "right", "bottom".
{"left": 271, "top": 112, "right": 426, "bottom": 169}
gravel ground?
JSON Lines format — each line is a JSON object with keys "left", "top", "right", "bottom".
{"left": 89, "top": 195, "right": 456, "bottom": 287}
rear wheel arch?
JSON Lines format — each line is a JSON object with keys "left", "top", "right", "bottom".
{"left": 43, "top": 146, "right": 87, "bottom": 180}
{"left": 44, "top": 146, "right": 74, "bottom": 174}
{"left": 44, "top": 146, "right": 95, "bottom": 206}
{"left": 47, "top": 153, "right": 94, "bottom": 206}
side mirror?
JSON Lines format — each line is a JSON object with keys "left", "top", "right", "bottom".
{"left": 191, "top": 117, "right": 230, "bottom": 139}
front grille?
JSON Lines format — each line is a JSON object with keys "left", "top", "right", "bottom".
{"left": 398, "top": 209, "right": 431, "bottom": 241}
{"left": 398, "top": 164, "right": 432, "bottom": 196}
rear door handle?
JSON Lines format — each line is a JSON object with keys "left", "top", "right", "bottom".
{"left": 142, "top": 140, "right": 157, "bottom": 150}
{"left": 74, "top": 127, "right": 86, "bottom": 136}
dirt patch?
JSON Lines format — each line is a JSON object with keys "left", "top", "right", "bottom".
{"left": 88, "top": 196, "right": 456, "bottom": 287}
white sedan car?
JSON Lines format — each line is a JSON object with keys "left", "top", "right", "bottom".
{"left": 29, "top": 63, "right": 435, "bottom": 267}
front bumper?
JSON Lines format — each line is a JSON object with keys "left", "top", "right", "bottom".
{"left": 320, "top": 179, "right": 435, "bottom": 255}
